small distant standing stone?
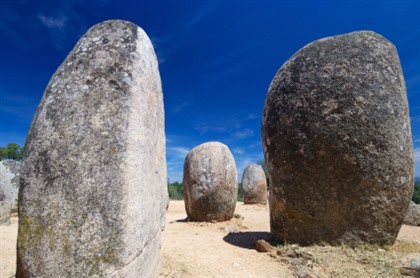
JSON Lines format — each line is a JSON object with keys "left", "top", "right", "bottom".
{"left": 241, "top": 164, "right": 267, "bottom": 205}
{"left": 403, "top": 204, "right": 420, "bottom": 226}
{"left": 0, "top": 201, "right": 11, "bottom": 225}
{"left": 0, "top": 160, "right": 22, "bottom": 212}
{"left": 17, "top": 20, "right": 167, "bottom": 277}
{"left": 183, "top": 142, "right": 238, "bottom": 222}
{"left": 262, "top": 31, "right": 414, "bottom": 246}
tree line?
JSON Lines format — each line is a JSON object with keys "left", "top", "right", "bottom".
{"left": 0, "top": 143, "right": 25, "bottom": 161}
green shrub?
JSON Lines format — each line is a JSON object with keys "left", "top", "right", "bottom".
{"left": 237, "top": 183, "right": 243, "bottom": 202}
{"left": 168, "top": 181, "right": 184, "bottom": 200}
{"left": 412, "top": 182, "right": 420, "bottom": 204}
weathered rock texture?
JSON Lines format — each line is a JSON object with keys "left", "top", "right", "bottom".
{"left": 262, "top": 31, "right": 414, "bottom": 246}
{"left": 183, "top": 142, "right": 238, "bottom": 221}
{"left": 404, "top": 204, "right": 420, "bottom": 226}
{"left": 241, "top": 164, "right": 267, "bottom": 205}
{"left": 0, "top": 201, "right": 11, "bottom": 225}
{"left": 0, "top": 160, "right": 22, "bottom": 212}
{"left": 17, "top": 20, "right": 168, "bottom": 277}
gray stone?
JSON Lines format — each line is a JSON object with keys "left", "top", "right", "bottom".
{"left": 404, "top": 204, "right": 420, "bottom": 226}
{"left": 262, "top": 31, "right": 414, "bottom": 246}
{"left": 0, "top": 201, "right": 11, "bottom": 225}
{"left": 17, "top": 20, "right": 167, "bottom": 277}
{"left": 0, "top": 160, "right": 22, "bottom": 212}
{"left": 183, "top": 142, "right": 238, "bottom": 222}
{"left": 241, "top": 164, "right": 267, "bottom": 205}
{"left": 396, "top": 253, "right": 420, "bottom": 277}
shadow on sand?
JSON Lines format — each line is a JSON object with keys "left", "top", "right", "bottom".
{"left": 223, "top": 231, "right": 271, "bottom": 250}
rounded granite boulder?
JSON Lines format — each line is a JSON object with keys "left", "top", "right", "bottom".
{"left": 262, "top": 31, "right": 414, "bottom": 246}
{"left": 241, "top": 164, "right": 267, "bottom": 205}
{"left": 183, "top": 142, "right": 238, "bottom": 222}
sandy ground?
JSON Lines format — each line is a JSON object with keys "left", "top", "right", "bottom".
{"left": 0, "top": 201, "right": 419, "bottom": 278}
{"left": 160, "top": 201, "right": 292, "bottom": 277}
{"left": 0, "top": 214, "right": 17, "bottom": 278}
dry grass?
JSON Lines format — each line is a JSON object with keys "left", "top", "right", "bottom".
{"left": 272, "top": 240, "right": 420, "bottom": 277}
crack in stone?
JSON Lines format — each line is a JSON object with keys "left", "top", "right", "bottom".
{"left": 109, "top": 228, "right": 160, "bottom": 276}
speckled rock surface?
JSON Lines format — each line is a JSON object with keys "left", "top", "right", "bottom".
{"left": 0, "top": 160, "right": 22, "bottom": 212}
{"left": 17, "top": 20, "right": 168, "bottom": 277}
{"left": 0, "top": 201, "right": 11, "bottom": 225}
{"left": 396, "top": 253, "right": 420, "bottom": 277}
{"left": 404, "top": 204, "right": 420, "bottom": 226}
{"left": 241, "top": 164, "right": 267, "bottom": 205}
{"left": 262, "top": 31, "right": 414, "bottom": 246}
{"left": 183, "top": 142, "right": 238, "bottom": 222}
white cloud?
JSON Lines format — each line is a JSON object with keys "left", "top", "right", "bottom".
{"left": 246, "top": 113, "right": 259, "bottom": 120}
{"left": 406, "top": 73, "right": 420, "bottom": 91}
{"left": 38, "top": 14, "right": 67, "bottom": 30}
{"left": 167, "top": 146, "right": 189, "bottom": 159}
{"left": 415, "top": 148, "right": 420, "bottom": 177}
{"left": 166, "top": 146, "right": 190, "bottom": 182}
{"left": 232, "top": 147, "right": 245, "bottom": 155}
{"left": 231, "top": 128, "right": 255, "bottom": 139}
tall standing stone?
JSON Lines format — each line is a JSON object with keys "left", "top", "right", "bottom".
{"left": 241, "top": 164, "right": 267, "bottom": 205}
{"left": 17, "top": 20, "right": 168, "bottom": 277}
{"left": 183, "top": 142, "right": 238, "bottom": 222}
{"left": 262, "top": 31, "right": 414, "bottom": 246}
{"left": 0, "top": 160, "right": 22, "bottom": 212}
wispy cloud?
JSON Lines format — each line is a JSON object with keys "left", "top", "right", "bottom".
{"left": 171, "top": 101, "right": 190, "bottom": 114}
{"left": 232, "top": 147, "right": 245, "bottom": 155}
{"left": 35, "top": 1, "right": 93, "bottom": 51}
{"left": 167, "top": 146, "right": 189, "bottom": 159}
{"left": 234, "top": 151, "right": 264, "bottom": 181}
{"left": 184, "top": 10, "right": 208, "bottom": 32}
{"left": 149, "top": 4, "right": 215, "bottom": 65}
{"left": 231, "top": 128, "right": 255, "bottom": 139}
{"left": 38, "top": 14, "right": 67, "bottom": 30}
{"left": 195, "top": 124, "right": 226, "bottom": 135}
{"left": 246, "top": 113, "right": 259, "bottom": 120}
{"left": 166, "top": 144, "right": 191, "bottom": 182}
{"left": 0, "top": 95, "right": 39, "bottom": 123}
{"left": 151, "top": 37, "right": 167, "bottom": 64}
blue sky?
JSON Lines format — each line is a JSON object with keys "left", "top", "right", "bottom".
{"left": 0, "top": 0, "right": 419, "bottom": 182}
